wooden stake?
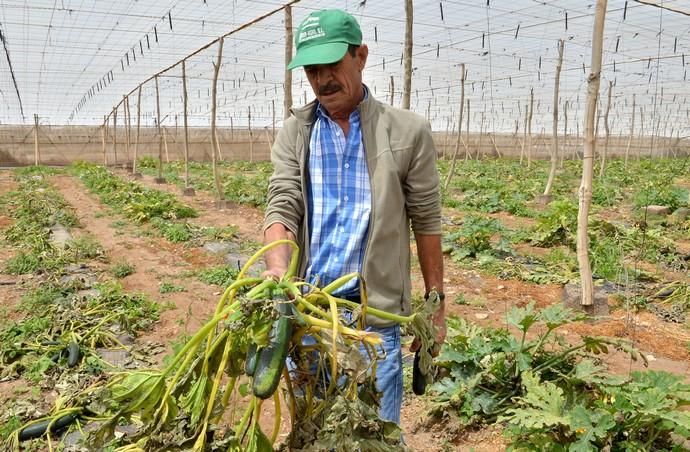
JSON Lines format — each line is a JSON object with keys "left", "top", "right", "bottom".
{"left": 211, "top": 38, "right": 225, "bottom": 200}
{"left": 527, "top": 88, "right": 534, "bottom": 167}
{"left": 521, "top": 103, "right": 528, "bottom": 163}
{"left": 113, "top": 107, "right": 118, "bottom": 165}
{"left": 155, "top": 75, "right": 163, "bottom": 181}
{"left": 182, "top": 60, "right": 190, "bottom": 188}
{"left": 163, "top": 127, "right": 170, "bottom": 163}
{"left": 445, "top": 63, "right": 465, "bottom": 189}
{"left": 134, "top": 86, "right": 141, "bottom": 174}
{"left": 577, "top": 0, "right": 607, "bottom": 307}
{"left": 101, "top": 116, "right": 107, "bottom": 166}
{"left": 544, "top": 39, "right": 564, "bottom": 196}
{"left": 599, "top": 80, "right": 613, "bottom": 178}
{"left": 284, "top": 5, "right": 293, "bottom": 119}
{"left": 124, "top": 95, "right": 131, "bottom": 166}
{"left": 402, "top": 0, "right": 413, "bottom": 109}
{"left": 248, "top": 105, "right": 254, "bottom": 162}
{"left": 389, "top": 75, "right": 395, "bottom": 106}
{"left": 33, "top": 114, "right": 40, "bottom": 166}
{"left": 104, "top": 114, "right": 109, "bottom": 166}
{"left": 561, "top": 100, "right": 568, "bottom": 168}
{"left": 272, "top": 99, "right": 276, "bottom": 142}
{"left": 465, "top": 98, "right": 470, "bottom": 161}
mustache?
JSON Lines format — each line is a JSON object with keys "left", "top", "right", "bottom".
{"left": 318, "top": 83, "right": 342, "bottom": 95}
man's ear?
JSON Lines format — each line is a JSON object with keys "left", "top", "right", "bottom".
{"left": 357, "top": 44, "right": 369, "bottom": 71}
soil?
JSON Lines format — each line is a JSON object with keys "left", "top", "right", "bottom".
{"left": 1, "top": 167, "right": 689, "bottom": 451}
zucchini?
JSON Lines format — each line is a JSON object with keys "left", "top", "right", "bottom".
{"left": 245, "top": 343, "right": 259, "bottom": 377}
{"left": 18, "top": 413, "right": 79, "bottom": 441}
{"left": 252, "top": 295, "right": 293, "bottom": 399}
{"left": 412, "top": 350, "right": 427, "bottom": 395}
{"left": 67, "top": 342, "right": 80, "bottom": 368}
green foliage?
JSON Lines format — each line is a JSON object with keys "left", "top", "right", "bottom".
{"left": 633, "top": 182, "right": 688, "bottom": 212}
{"left": 150, "top": 218, "right": 193, "bottom": 243}
{"left": 502, "top": 370, "right": 690, "bottom": 450}
{"left": 137, "top": 156, "right": 158, "bottom": 168}
{"left": 196, "top": 265, "right": 240, "bottom": 287}
{"left": 71, "top": 162, "right": 197, "bottom": 223}
{"left": 531, "top": 199, "right": 579, "bottom": 248}
{"left": 158, "top": 282, "right": 186, "bottom": 294}
{"left": 442, "top": 215, "right": 509, "bottom": 261}
{"left": 111, "top": 261, "right": 135, "bottom": 278}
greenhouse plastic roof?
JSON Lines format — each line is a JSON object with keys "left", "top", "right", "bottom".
{"left": 0, "top": 0, "right": 688, "bottom": 136}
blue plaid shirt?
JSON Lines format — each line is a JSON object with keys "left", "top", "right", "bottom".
{"left": 306, "top": 95, "right": 371, "bottom": 297}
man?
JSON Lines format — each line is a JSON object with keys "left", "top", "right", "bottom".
{"left": 263, "top": 8, "right": 445, "bottom": 425}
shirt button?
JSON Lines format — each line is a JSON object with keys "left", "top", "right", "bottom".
{"left": 344, "top": 163, "right": 350, "bottom": 169}
{"left": 340, "top": 226, "right": 345, "bottom": 233}
{"left": 335, "top": 130, "right": 341, "bottom": 137}
{"left": 344, "top": 196, "right": 349, "bottom": 201}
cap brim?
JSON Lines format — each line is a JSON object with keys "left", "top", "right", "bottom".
{"left": 287, "top": 42, "right": 349, "bottom": 70}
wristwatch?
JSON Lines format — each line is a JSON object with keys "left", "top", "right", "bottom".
{"left": 424, "top": 289, "right": 445, "bottom": 303}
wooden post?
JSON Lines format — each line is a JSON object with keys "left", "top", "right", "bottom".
{"left": 478, "top": 109, "right": 485, "bottom": 160}
{"left": 248, "top": 106, "right": 254, "bottom": 162}
{"left": 445, "top": 63, "right": 465, "bottom": 189}
{"left": 599, "top": 80, "right": 612, "bottom": 178}
{"left": 402, "top": 0, "right": 413, "bottom": 110}
{"left": 163, "top": 127, "right": 170, "bottom": 163}
{"left": 544, "top": 39, "right": 564, "bottom": 197}
{"left": 284, "top": 5, "right": 293, "bottom": 119}
{"left": 577, "top": 0, "right": 607, "bottom": 307}
{"left": 638, "top": 106, "right": 644, "bottom": 160}
{"left": 101, "top": 116, "right": 107, "bottom": 166}
{"left": 155, "top": 75, "right": 164, "bottom": 182}
{"left": 211, "top": 38, "right": 225, "bottom": 201}
{"left": 112, "top": 107, "right": 118, "bottom": 165}
{"left": 527, "top": 88, "right": 534, "bottom": 168}
{"left": 521, "top": 103, "right": 528, "bottom": 164}
{"left": 561, "top": 100, "right": 568, "bottom": 168}
{"left": 124, "top": 95, "right": 131, "bottom": 167}
{"left": 271, "top": 99, "right": 276, "bottom": 142}
{"left": 104, "top": 114, "right": 109, "bottom": 166}
{"left": 182, "top": 60, "right": 191, "bottom": 189}
{"left": 33, "top": 114, "right": 40, "bottom": 166}
{"left": 464, "top": 98, "right": 470, "bottom": 161}
{"left": 133, "top": 86, "right": 142, "bottom": 175}
{"left": 389, "top": 75, "right": 395, "bottom": 106}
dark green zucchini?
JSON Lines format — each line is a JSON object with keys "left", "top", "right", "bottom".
{"left": 252, "top": 295, "right": 292, "bottom": 399}
{"left": 67, "top": 342, "right": 80, "bottom": 368}
{"left": 245, "top": 343, "right": 259, "bottom": 377}
{"left": 18, "top": 413, "right": 79, "bottom": 441}
{"left": 412, "top": 350, "right": 427, "bottom": 395}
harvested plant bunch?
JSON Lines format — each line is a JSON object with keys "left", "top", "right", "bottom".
{"left": 7, "top": 241, "right": 430, "bottom": 451}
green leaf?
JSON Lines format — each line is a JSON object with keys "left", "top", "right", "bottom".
{"left": 506, "top": 302, "right": 537, "bottom": 333}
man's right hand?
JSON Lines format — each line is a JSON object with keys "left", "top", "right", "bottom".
{"left": 262, "top": 223, "right": 296, "bottom": 281}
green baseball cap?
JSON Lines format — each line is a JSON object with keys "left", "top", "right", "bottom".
{"left": 287, "top": 9, "right": 362, "bottom": 70}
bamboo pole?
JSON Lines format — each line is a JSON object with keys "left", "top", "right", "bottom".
{"left": 445, "top": 63, "right": 465, "bottom": 189}
{"left": 561, "top": 100, "right": 568, "bottom": 168}
{"left": 33, "top": 114, "right": 40, "bottom": 166}
{"left": 155, "top": 76, "right": 164, "bottom": 182}
{"left": 211, "top": 38, "right": 225, "bottom": 201}
{"left": 521, "top": 103, "right": 528, "bottom": 164}
{"left": 599, "top": 80, "right": 613, "bottom": 178}
{"left": 464, "top": 99, "right": 470, "bottom": 161}
{"left": 248, "top": 105, "right": 254, "bottom": 162}
{"left": 271, "top": 99, "right": 276, "bottom": 142}
{"left": 577, "top": 0, "right": 607, "bottom": 307}
{"left": 112, "top": 107, "right": 118, "bottom": 165}
{"left": 638, "top": 107, "right": 644, "bottom": 160}
{"left": 104, "top": 115, "right": 109, "bottom": 166}
{"left": 402, "top": 0, "right": 413, "bottom": 110}
{"left": 133, "top": 86, "right": 141, "bottom": 175}
{"left": 284, "top": 5, "right": 293, "bottom": 119}
{"left": 389, "top": 75, "right": 394, "bottom": 106}
{"left": 124, "top": 95, "right": 131, "bottom": 167}
{"left": 478, "top": 109, "right": 485, "bottom": 160}
{"left": 544, "top": 39, "right": 564, "bottom": 196}
{"left": 182, "top": 60, "right": 190, "bottom": 188}
{"left": 527, "top": 88, "right": 534, "bottom": 168}
{"left": 101, "top": 116, "right": 107, "bottom": 166}
{"left": 624, "top": 95, "right": 635, "bottom": 167}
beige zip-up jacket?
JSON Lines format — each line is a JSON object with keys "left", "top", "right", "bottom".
{"left": 264, "top": 92, "right": 441, "bottom": 326}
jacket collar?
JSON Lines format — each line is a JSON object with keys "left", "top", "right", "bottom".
{"left": 290, "top": 84, "right": 375, "bottom": 125}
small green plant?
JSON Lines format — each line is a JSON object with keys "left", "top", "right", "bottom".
{"left": 531, "top": 198, "right": 579, "bottom": 248}
{"left": 159, "top": 282, "right": 186, "bottom": 294}
{"left": 442, "top": 215, "right": 509, "bottom": 261}
{"left": 151, "top": 218, "right": 193, "bottom": 243}
{"left": 111, "top": 261, "right": 135, "bottom": 278}
{"left": 196, "top": 265, "right": 240, "bottom": 287}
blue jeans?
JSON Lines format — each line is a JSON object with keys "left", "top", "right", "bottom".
{"left": 362, "top": 323, "right": 403, "bottom": 424}
{"left": 288, "top": 323, "right": 403, "bottom": 425}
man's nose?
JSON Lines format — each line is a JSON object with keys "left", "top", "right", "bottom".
{"left": 315, "top": 65, "right": 332, "bottom": 83}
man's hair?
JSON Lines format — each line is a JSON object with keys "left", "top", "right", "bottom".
{"left": 347, "top": 44, "right": 360, "bottom": 57}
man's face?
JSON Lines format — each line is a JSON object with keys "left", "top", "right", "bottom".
{"left": 304, "top": 44, "right": 369, "bottom": 120}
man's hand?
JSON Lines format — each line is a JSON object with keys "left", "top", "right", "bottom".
{"left": 262, "top": 223, "right": 295, "bottom": 281}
